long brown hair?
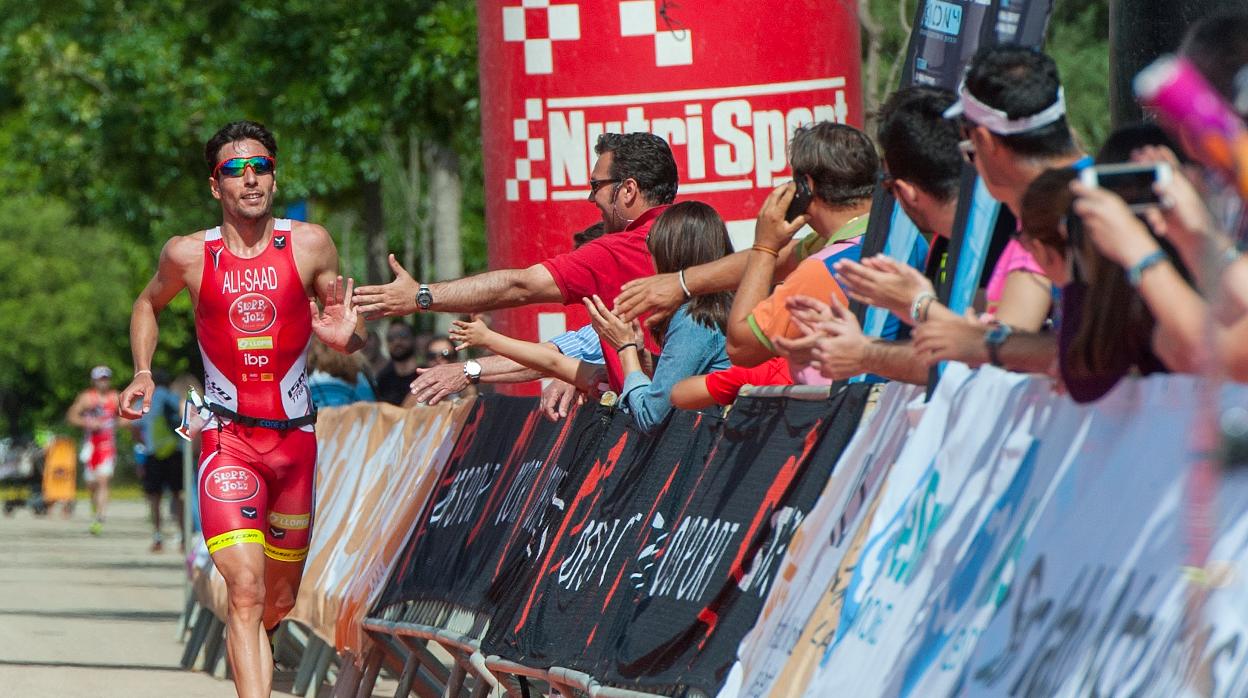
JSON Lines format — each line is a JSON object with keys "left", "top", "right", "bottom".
{"left": 1070, "top": 123, "right": 1194, "bottom": 380}
{"left": 1020, "top": 166, "right": 1156, "bottom": 380}
{"left": 647, "top": 201, "right": 734, "bottom": 341}
{"left": 307, "top": 338, "right": 367, "bottom": 383}
{"left": 1018, "top": 167, "right": 1076, "bottom": 253}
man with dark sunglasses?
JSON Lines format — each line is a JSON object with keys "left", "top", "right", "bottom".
{"left": 118, "top": 120, "right": 366, "bottom": 698}
{"left": 354, "top": 132, "right": 678, "bottom": 420}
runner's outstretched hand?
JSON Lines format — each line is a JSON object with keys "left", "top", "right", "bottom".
{"left": 311, "top": 275, "right": 360, "bottom": 352}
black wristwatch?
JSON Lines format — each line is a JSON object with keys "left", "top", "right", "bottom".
{"left": 984, "top": 322, "right": 1013, "bottom": 367}
{"left": 416, "top": 284, "right": 433, "bottom": 311}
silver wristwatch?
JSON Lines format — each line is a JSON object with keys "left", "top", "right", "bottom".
{"left": 463, "top": 359, "right": 482, "bottom": 385}
{"left": 416, "top": 284, "right": 433, "bottom": 311}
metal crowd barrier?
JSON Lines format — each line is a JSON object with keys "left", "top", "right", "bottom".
{"left": 175, "top": 385, "right": 877, "bottom": 697}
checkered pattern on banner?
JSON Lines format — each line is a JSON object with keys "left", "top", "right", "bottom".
{"left": 501, "top": 1, "right": 698, "bottom": 202}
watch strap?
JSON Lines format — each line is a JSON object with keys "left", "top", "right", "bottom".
{"left": 984, "top": 322, "right": 1013, "bottom": 367}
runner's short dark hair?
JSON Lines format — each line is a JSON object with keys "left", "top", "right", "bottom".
{"left": 963, "top": 45, "right": 1076, "bottom": 158}
{"left": 205, "top": 121, "right": 279, "bottom": 175}
{"left": 788, "top": 122, "right": 879, "bottom": 208}
{"left": 877, "top": 86, "right": 962, "bottom": 203}
{"left": 594, "top": 133, "right": 679, "bottom": 206}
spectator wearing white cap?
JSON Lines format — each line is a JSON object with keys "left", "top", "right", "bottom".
{"left": 898, "top": 45, "right": 1091, "bottom": 371}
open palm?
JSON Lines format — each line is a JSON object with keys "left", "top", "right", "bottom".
{"left": 311, "top": 275, "right": 359, "bottom": 352}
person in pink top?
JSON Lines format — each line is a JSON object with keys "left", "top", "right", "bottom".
{"left": 353, "top": 133, "right": 680, "bottom": 419}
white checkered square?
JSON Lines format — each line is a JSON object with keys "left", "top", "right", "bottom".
{"left": 527, "top": 138, "right": 545, "bottom": 160}
{"left": 547, "top": 4, "right": 580, "bottom": 40}
{"left": 528, "top": 178, "right": 548, "bottom": 201}
{"left": 526, "top": 98, "right": 543, "bottom": 121}
{"left": 655, "top": 29, "right": 692, "bottom": 66}
{"left": 502, "top": 7, "right": 525, "bottom": 41}
{"left": 522, "top": 0, "right": 549, "bottom": 7}
{"left": 619, "top": 1, "right": 656, "bottom": 36}
{"left": 506, "top": 179, "right": 520, "bottom": 201}
{"left": 515, "top": 158, "right": 532, "bottom": 180}
{"left": 525, "top": 38, "right": 553, "bottom": 74}
{"left": 513, "top": 118, "right": 530, "bottom": 141}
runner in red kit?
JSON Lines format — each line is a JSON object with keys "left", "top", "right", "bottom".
{"left": 67, "top": 365, "right": 125, "bottom": 535}
{"left": 118, "top": 121, "right": 365, "bottom": 698}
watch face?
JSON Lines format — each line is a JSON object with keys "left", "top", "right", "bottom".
{"left": 417, "top": 287, "right": 433, "bottom": 309}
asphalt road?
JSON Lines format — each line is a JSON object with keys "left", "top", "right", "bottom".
{"left": 0, "top": 497, "right": 281, "bottom": 697}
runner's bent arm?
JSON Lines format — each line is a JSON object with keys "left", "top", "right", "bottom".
{"left": 66, "top": 392, "right": 91, "bottom": 429}
{"left": 121, "top": 237, "right": 193, "bottom": 418}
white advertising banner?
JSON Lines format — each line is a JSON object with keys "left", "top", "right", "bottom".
{"left": 800, "top": 364, "right": 1054, "bottom": 697}
{"left": 957, "top": 376, "right": 1248, "bottom": 698}
{"left": 723, "top": 382, "right": 924, "bottom": 698}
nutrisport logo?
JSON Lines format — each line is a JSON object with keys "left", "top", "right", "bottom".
{"left": 500, "top": 0, "right": 851, "bottom": 203}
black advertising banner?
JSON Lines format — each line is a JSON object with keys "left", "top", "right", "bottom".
{"left": 599, "top": 385, "right": 870, "bottom": 696}
{"left": 482, "top": 408, "right": 724, "bottom": 671}
{"left": 372, "top": 395, "right": 607, "bottom": 634}
{"left": 901, "top": 0, "right": 997, "bottom": 90}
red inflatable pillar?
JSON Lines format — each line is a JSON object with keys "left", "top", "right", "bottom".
{"left": 477, "top": 1, "right": 862, "bottom": 394}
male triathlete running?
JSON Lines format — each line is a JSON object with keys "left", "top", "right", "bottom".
{"left": 118, "top": 120, "right": 364, "bottom": 698}
{"left": 66, "top": 365, "right": 124, "bottom": 534}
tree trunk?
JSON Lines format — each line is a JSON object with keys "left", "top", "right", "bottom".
{"left": 427, "top": 142, "right": 463, "bottom": 334}
{"left": 359, "top": 177, "right": 387, "bottom": 286}
{"left": 1109, "top": 0, "right": 1242, "bottom": 128}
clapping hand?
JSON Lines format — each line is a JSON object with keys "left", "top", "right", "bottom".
{"left": 585, "top": 295, "right": 642, "bottom": 350}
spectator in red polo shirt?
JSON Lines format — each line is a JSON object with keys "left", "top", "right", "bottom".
{"left": 353, "top": 132, "right": 678, "bottom": 419}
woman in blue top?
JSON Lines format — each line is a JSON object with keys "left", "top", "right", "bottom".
{"left": 449, "top": 201, "right": 732, "bottom": 432}
{"left": 306, "top": 338, "right": 376, "bottom": 408}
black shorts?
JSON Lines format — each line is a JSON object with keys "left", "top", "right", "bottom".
{"left": 142, "top": 454, "right": 184, "bottom": 495}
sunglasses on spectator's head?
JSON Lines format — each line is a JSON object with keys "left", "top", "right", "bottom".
{"left": 427, "top": 349, "right": 453, "bottom": 360}
{"left": 214, "top": 155, "right": 276, "bottom": 179}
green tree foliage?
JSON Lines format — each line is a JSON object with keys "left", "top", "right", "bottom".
{"left": 1048, "top": 1, "right": 1111, "bottom": 149}
{"left": 0, "top": 1, "right": 483, "bottom": 434}
{"left": 0, "top": 195, "right": 142, "bottom": 437}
